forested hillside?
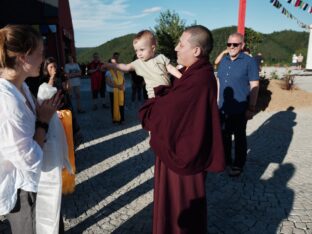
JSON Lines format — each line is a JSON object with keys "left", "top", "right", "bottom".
{"left": 77, "top": 34, "right": 135, "bottom": 64}
{"left": 77, "top": 27, "right": 308, "bottom": 65}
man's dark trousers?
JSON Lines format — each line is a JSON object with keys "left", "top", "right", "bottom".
{"left": 221, "top": 113, "right": 247, "bottom": 169}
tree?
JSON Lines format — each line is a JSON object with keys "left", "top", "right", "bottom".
{"left": 154, "top": 10, "right": 186, "bottom": 63}
{"left": 244, "top": 28, "right": 263, "bottom": 54}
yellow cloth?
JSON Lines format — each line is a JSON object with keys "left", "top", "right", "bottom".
{"left": 110, "top": 69, "right": 124, "bottom": 122}
{"left": 58, "top": 109, "right": 76, "bottom": 195}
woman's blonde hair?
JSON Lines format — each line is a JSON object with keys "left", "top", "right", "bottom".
{"left": 0, "top": 25, "right": 42, "bottom": 69}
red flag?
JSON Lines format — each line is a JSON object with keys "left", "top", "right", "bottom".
{"left": 295, "top": 0, "right": 301, "bottom": 7}
{"left": 237, "top": 0, "right": 246, "bottom": 35}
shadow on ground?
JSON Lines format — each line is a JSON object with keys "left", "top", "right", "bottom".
{"left": 206, "top": 107, "right": 297, "bottom": 233}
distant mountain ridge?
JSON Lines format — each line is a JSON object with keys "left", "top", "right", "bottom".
{"left": 77, "top": 27, "right": 308, "bottom": 65}
{"left": 77, "top": 34, "right": 136, "bottom": 65}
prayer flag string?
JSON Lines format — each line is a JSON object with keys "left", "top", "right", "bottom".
{"left": 270, "top": 0, "right": 310, "bottom": 30}
{"left": 284, "top": 0, "right": 312, "bottom": 14}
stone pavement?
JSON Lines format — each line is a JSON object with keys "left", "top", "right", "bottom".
{"left": 1, "top": 77, "right": 312, "bottom": 234}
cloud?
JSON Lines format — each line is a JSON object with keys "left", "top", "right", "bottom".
{"left": 143, "top": 7, "right": 161, "bottom": 14}
{"left": 69, "top": 0, "right": 160, "bottom": 30}
{"left": 69, "top": 0, "right": 129, "bottom": 30}
{"left": 179, "top": 10, "right": 195, "bottom": 17}
{"left": 69, "top": 0, "right": 162, "bottom": 46}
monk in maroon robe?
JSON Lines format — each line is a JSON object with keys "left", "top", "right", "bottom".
{"left": 139, "top": 25, "right": 225, "bottom": 234}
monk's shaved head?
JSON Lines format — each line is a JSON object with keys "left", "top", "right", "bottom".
{"left": 184, "top": 25, "right": 213, "bottom": 57}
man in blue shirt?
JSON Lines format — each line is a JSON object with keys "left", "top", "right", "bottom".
{"left": 217, "top": 32, "right": 259, "bottom": 177}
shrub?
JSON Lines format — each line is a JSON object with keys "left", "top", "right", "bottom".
{"left": 270, "top": 71, "right": 279, "bottom": 80}
{"left": 284, "top": 72, "right": 295, "bottom": 90}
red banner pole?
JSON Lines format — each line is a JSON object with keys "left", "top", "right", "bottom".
{"left": 238, "top": 0, "right": 246, "bottom": 36}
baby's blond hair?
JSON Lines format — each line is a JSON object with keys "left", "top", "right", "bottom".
{"left": 133, "top": 30, "right": 157, "bottom": 46}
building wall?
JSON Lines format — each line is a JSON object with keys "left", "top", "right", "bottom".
{"left": 0, "top": 0, "right": 76, "bottom": 67}
{"left": 58, "top": 0, "right": 76, "bottom": 66}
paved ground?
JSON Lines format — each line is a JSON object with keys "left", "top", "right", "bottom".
{"left": 1, "top": 75, "right": 312, "bottom": 234}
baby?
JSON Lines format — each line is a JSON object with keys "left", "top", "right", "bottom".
{"left": 103, "top": 30, "right": 182, "bottom": 98}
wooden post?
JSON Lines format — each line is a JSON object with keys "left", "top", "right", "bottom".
{"left": 238, "top": 0, "right": 247, "bottom": 36}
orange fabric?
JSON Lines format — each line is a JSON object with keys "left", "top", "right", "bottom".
{"left": 58, "top": 109, "right": 76, "bottom": 194}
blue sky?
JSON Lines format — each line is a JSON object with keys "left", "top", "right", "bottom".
{"left": 69, "top": 0, "right": 312, "bottom": 48}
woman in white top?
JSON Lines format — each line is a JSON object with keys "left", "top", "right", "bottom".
{"left": 0, "top": 24, "right": 61, "bottom": 234}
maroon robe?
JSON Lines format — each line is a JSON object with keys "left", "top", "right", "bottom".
{"left": 87, "top": 61, "right": 103, "bottom": 91}
{"left": 139, "top": 58, "right": 225, "bottom": 234}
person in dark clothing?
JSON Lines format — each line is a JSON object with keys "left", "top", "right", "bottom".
{"left": 217, "top": 32, "right": 259, "bottom": 177}
{"left": 130, "top": 71, "right": 144, "bottom": 102}
{"left": 130, "top": 56, "right": 144, "bottom": 103}
{"left": 254, "top": 52, "right": 264, "bottom": 72}
{"left": 139, "top": 25, "right": 225, "bottom": 234}
{"left": 88, "top": 52, "right": 107, "bottom": 110}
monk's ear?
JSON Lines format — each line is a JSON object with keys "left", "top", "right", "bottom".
{"left": 193, "top": 47, "right": 201, "bottom": 57}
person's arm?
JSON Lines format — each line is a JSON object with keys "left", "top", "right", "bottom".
{"left": 102, "top": 62, "right": 134, "bottom": 73}
{"left": 216, "top": 76, "right": 220, "bottom": 104}
{"left": 214, "top": 49, "right": 228, "bottom": 66}
{"left": 69, "top": 71, "right": 81, "bottom": 77}
{"left": 88, "top": 67, "right": 98, "bottom": 74}
{"left": 67, "top": 70, "right": 81, "bottom": 78}
{"left": 166, "top": 64, "right": 182, "bottom": 79}
{"left": 245, "top": 80, "right": 259, "bottom": 120}
{"left": 35, "top": 91, "right": 62, "bottom": 147}
{"left": 245, "top": 57, "right": 260, "bottom": 119}
{"left": 88, "top": 63, "right": 100, "bottom": 74}
{"left": 248, "top": 80, "right": 259, "bottom": 108}
{"left": 70, "top": 64, "right": 81, "bottom": 77}
{"left": 64, "top": 65, "right": 81, "bottom": 79}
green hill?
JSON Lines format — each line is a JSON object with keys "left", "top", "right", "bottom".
{"left": 210, "top": 26, "right": 308, "bottom": 65}
{"left": 77, "top": 34, "right": 136, "bottom": 64}
{"left": 76, "top": 27, "right": 309, "bottom": 66}
{"left": 260, "top": 30, "right": 308, "bottom": 65}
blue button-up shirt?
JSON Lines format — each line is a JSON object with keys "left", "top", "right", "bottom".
{"left": 217, "top": 52, "right": 259, "bottom": 114}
